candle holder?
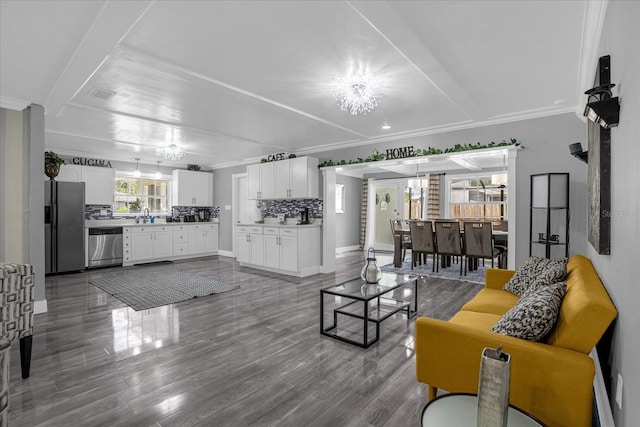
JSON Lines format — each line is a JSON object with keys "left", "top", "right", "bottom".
{"left": 361, "top": 247, "right": 382, "bottom": 284}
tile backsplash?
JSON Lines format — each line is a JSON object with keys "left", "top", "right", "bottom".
{"left": 260, "top": 199, "right": 323, "bottom": 219}
{"left": 85, "top": 204, "right": 220, "bottom": 220}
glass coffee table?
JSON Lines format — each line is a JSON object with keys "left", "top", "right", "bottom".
{"left": 320, "top": 273, "right": 418, "bottom": 348}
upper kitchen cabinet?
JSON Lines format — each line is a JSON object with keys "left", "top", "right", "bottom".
{"left": 54, "top": 164, "right": 115, "bottom": 205}
{"left": 247, "top": 162, "right": 274, "bottom": 200}
{"left": 274, "top": 157, "right": 319, "bottom": 199}
{"left": 172, "top": 169, "right": 213, "bottom": 206}
{"left": 248, "top": 157, "right": 318, "bottom": 200}
{"left": 82, "top": 167, "right": 116, "bottom": 205}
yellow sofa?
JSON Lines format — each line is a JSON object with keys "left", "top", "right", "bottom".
{"left": 415, "top": 255, "right": 617, "bottom": 427}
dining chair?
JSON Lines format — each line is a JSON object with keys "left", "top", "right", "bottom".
{"left": 409, "top": 220, "right": 438, "bottom": 271}
{"left": 491, "top": 220, "right": 508, "bottom": 268}
{"left": 434, "top": 221, "right": 464, "bottom": 275}
{"left": 462, "top": 222, "right": 503, "bottom": 273}
{"left": 390, "top": 219, "right": 412, "bottom": 263}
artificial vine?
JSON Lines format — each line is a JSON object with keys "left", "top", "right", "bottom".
{"left": 318, "top": 138, "right": 520, "bottom": 168}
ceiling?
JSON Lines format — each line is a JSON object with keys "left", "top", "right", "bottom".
{"left": 0, "top": 1, "right": 596, "bottom": 170}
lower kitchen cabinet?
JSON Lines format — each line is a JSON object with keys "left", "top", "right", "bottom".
{"left": 237, "top": 226, "right": 264, "bottom": 265}
{"left": 122, "top": 222, "right": 219, "bottom": 266}
{"left": 131, "top": 226, "right": 173, "bottom": 262}
{"left": 236, "top": 224, "right": 320, "bottom": 277}
{"left": 189, "top": 224, "right": 219, "bottom": 254}
{"left": 263, "top": 227, "right": 298, "bottom": 272}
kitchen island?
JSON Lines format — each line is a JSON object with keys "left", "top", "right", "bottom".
{"left": 236, "top": 222, "right": 321, "bottom": 277}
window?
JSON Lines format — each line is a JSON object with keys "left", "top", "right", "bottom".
{"left": 114, "top": 174, "right": 170, "bottom": 214}
{"left": 335, "top": 184, "right": 345, "bottom": 213}
{"left": 447, "top": 174, "right": 508, "bottom": 220}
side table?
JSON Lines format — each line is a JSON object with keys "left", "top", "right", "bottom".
{"left": 421, "top": 393, "right": 545, "bottom": 426}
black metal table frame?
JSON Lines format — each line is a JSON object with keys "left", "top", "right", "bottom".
{"left": 320, "top": 277, "right": 418, "bottom": 348}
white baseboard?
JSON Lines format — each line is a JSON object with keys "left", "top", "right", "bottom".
{"left": 591, "top": 348, "right": 615, "bottom": 427}
{"left": 218, "top": 250, "right": 234, "bottom": 258}
{"left": 34, "top": 299, "right": 47, "bottom": 314}
{"left": 336, "top": 245, "right": 360, "bottom": 254}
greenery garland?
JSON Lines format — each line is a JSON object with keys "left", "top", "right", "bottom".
{"left": 318, "top": 138, "right": 520, "bottom": 168}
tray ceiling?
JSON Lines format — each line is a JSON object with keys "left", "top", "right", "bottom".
{"left": 1, "top": 1, "right": 593, "bottom": 169}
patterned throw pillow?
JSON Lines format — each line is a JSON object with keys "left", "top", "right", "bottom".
{"left": 491, "top": 282, "right": 567, "bottom": 341}
{"left": 504, "top": 257, "right": 567, "bottom": 296}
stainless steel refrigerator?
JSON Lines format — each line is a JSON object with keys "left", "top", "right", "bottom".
{"left": 45, "top": 181, "right": 85, "bottom": 274}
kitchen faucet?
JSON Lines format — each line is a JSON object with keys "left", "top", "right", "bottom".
{"left": 143, "top": 208, "right": 150, "bottom": 223}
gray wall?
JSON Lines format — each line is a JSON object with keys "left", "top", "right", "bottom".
{"left": 312, "top": 112, "right": 588, "bottom": 266}
{"left": 212, "top": 164, "right": 245, "bottom": 253}
{"left": 588, "top": 3, "right": 640, "bottom": 426}
{"left": 212, "top": 113, "right": 587, "bottom": 266}
{"left": 336, "top": 174, "right": 362, "bottom": 249}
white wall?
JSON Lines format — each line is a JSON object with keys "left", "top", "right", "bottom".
{"left": 312, "top": 112, "right": 588, "bottom": 266}
{"left": 0, "top": 105, "right": 46, "bottom": 306}
{"left": 0, "top": 108, "right": 24, "bottom": 262}
{"left": 587, "top": 3, "right": 640, "bottom": 426}
{"left": 335, "top": 174, "right": 361, "bottom": 250}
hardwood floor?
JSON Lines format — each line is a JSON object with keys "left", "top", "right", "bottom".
{"left": 7, "top": 251, "right": 482, "bottom": 426}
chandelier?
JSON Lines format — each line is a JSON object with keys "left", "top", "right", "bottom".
{"left": 333, "top": 64, "right": 381, "bottom": 116}
{"left": 163, "top": 144, "right": 185, "bottom": 161}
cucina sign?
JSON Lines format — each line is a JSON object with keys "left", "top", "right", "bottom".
{"left": 72, "top": 157, "right": 113, "bottom": 168}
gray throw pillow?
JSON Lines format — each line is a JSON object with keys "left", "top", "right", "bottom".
{"left": 491, "top": 282, "right": 567, "bottom": 341}
{"left": 504, "top": 256, "right": 567, "bottom": 296}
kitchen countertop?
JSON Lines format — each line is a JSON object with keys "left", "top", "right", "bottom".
{"left": 236, "top": 221, "right": 322, "bottom": 228}
{"left": 86, "top": 219, "right": 219, "bottom": 228}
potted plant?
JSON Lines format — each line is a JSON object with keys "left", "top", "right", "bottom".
{"left": 44, "top": 151, "right": 65, "bottom": 180}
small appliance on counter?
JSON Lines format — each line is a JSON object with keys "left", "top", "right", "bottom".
{"left": 198, "top": 209, "right": 211, "bottom": 221}
{"left": 297, "top": 207, "right": 310, "bottom": 225}
{"left": 184, "top": 215, "right": 196, "bottom": 222}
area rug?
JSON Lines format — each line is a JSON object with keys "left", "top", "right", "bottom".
{"left": 89, "top": 270, "right": 239, "bottom": 311}
{"left": 380, "top": 258, "right": 486, "bottom": 284}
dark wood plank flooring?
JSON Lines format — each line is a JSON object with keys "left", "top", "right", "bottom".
{"left": 7, "top": 251, "right": 482, "bottom": 426}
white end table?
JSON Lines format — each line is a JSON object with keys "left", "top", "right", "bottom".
{"left": 421, "top": 393, "right": 545, "bottom": 426}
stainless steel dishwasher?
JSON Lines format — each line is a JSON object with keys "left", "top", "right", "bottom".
{"left": 88, "top": 227, "right": 123, "bottom": 268}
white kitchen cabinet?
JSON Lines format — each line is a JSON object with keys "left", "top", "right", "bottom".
{"left": 130, "top": 226, "right": 173, "bottom": 262}
{"left": 187, "top": 224, "right": 218, "bottom": 254}
{"left": 123, "top": 227, "right": 132, "bottom": 264}
{"left": 263, "top": 227, "right": 299, "bottom": 272}
{"left": 82, "top": 167, "right": 115, "bottom": 205}
{"left": 56, "top": 164, "right": 82, "bottom": 182}
{"left": 55, "top": 164, "right": 115, "bottom": 205}
{"left": 236, "top": 224, "right": 320, "bottom": 277}
{"left": 172, "top": 169, "right": 213, "bottom": 206}
{"left": 274, "top": 157, "right": 319, "bottom": 199}
{"left": 203, "top": 224, "right": 219, "bottom": 253}
{"left": 247, "top": 162, "right": 274, "bottom": 200}
{"left": 236, "top": 225, "right": 264, "bottom": 265}
{"left": 121, "top": 222, "right": 220, "bottom": 266}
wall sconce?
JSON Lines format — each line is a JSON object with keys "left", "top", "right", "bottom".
{"left": 569, "top": 142, "right": 588, "bottom": 163}
{"left": 583, "top": 83, "right": 620, "bottom": 129}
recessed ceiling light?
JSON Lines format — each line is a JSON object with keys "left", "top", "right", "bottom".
{"left": 382, "top": 123, "right": 391, "bottom": 130}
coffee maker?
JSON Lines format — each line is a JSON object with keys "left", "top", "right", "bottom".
{"left": 298, "top": 207, "right": 310, "bottom": 224}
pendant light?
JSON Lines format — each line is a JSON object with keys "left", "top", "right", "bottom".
{"left": 133, "top": 158, "right": 142, "bottom": 178}
{"left": 154, "top": 161, "right": 162, "bottom": 179}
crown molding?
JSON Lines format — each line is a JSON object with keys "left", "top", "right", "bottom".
{"left": 575, "top": 0, "right": 609, "bottom": 119}
{"left": 0, "top": 96, "right": 29, "bottom": 111}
